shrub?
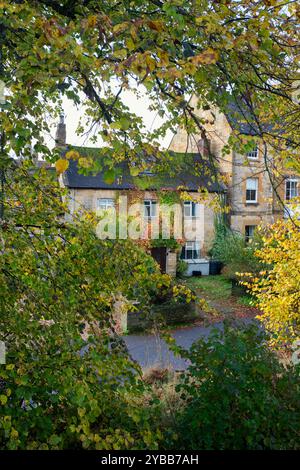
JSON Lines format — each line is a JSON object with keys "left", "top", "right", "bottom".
{"left": 176, "top": 259, "right": 188, "bottom": 278}
{"left": 171, "top": 323, "right": 300, "bottom": 450}
{"left": 210, "top": 218, "right": 263, "bottom": 281}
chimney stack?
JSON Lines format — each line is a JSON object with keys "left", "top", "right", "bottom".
{"left": 197, "top": 130, "right": 210, "bottom": 157}
{"left": 55, "top": 114, "right": 66, "bottom": 146}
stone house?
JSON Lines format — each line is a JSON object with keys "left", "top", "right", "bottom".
{"left": 169, "top": 95, "right": 298, "bottom": 239}
{"left": 57, "top": 94, "right": 298, "bottom": 276}
{"left": 60, "top": 150, "right": 226, "bottom": 277}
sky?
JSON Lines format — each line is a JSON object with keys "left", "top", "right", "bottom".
{"left": 47, "top": 86, "right": 174, "bottom": 150}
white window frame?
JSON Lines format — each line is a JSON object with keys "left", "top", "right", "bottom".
{"left": 184, "top": 201, "right": 199, "bottom": 218}
{"left": 245, "top": 225, "right": 256, "bottom": 243}
{"left": 246, "top": 146, "right": 259, "bottom": 159}
{"left": 246, "top": 178, "right": 258, "bottom": 204}
{"left": 97, "top": 198, "right": 115, "bottom": 212}
{"left": 144, "top": 200, "right": 157, "bottom": 219}
{"left": 285, "top": 178, "right": 298, "bottom": 202}
{"left": 181, "top": 241, "right": 201, "bottom": 260}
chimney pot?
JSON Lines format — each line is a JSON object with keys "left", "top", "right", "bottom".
{"left": 55, "top": 114, "right": 66, "bottom": 146}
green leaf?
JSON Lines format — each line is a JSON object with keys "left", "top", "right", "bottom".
{"left": 0, "top": 395, "right": 8, "bottom": 405}
{"left": 103, "top": 168, "right": 116, "bottom": 184}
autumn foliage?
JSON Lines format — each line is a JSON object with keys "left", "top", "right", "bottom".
{"left": 244, "top": 221, "right": 300, "bottom": 347}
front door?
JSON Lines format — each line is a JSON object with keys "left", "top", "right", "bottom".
{"left": 150, "top": 247, "right": 167, "bottom": 273}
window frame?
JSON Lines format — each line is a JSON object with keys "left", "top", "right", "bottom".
{"left": 285, "top": 178, "right": 298, "bottom": 202}
{"left": 97, "top": 198, "right": 115, "bottom": 212}
{"left": 245, "top": 225, "right": 256, "bottom": 243}
{"left": 144, "top": 199, "right": 157, "bottom": 219}
{"left": 246, "top": 178, "right": 258, "bottom": 204}
{"left": 183, "top": 201, "right": 199, "bottom": 218}
{"left": 246, "top": 146, "right": 259, "bottom": 160}
{"left": 180, "top": 241, "right": 201, "bottom": 260}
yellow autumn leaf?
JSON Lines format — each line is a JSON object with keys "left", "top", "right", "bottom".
{"left": 65, "top": 150, "right": 80, "bottom": 160}
{"left": 147, "top": 20, "right": 164, "bottom": 32}
{"left": 10, "top": 428, "right": 19, "bottom": 439}
{"left": 86, "top": 15, "right": 98, "bottom": 28}
{"left": 191, "top": 48, "right": 219, "bottom": 65}
{"left": 168, "top": 67, "right": 182, "bottom": 80}
{"left": 113, "top": 22, "right": 129, "bottom": 35}
{"left": 157, "top": 50, "right": 169, "bottom": 67}
{"left": 78, "top": 157, "right": 93, "bottom": 169}
{"left": 145, "top": 55, "right": 156, "bottom": 71}
{"left": 184, "top": 62, "right": 197, "bottom": 75}
{"left": 55, "top": 159, "right": 69, "bottom": 174}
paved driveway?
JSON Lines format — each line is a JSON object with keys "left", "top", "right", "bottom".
{"left": 123, "top": 319, "right": 255, "bottom": 370}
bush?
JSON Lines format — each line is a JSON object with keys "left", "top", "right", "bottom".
{"left": 171, "top": 323, "right": 300, "bottom": 450}
{"left": 176, "top": 259, "right": 188, "bottom": 278}
{"left": 210, "top": 218, "right": 263, "bottom": 281}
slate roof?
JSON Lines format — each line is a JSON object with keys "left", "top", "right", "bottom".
{"left": 61, "top": 94, "right": 265, "bottom": 192}
{"left": 63, "top": 150, "right": 226, "bottom": 193}
{"left": 224, "top": 97, "right": 273, "bottom": 136}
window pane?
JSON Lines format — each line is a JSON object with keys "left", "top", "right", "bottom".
{"left": 181, "top": 241, "right": 201, "bottom": 260}
{"left": 191, "top": 202, "right": 196, "bottom": 217}
{"left": 246, "top": 146, "right": 258, "bottom": 159}
{"left": 151, "top": 201, "right": 157, "bottom": 217}
{"left": 144, "top": 200, "right": 156, "bottom": 217}
{"left": 184, "top": 201, "right": 199, "bottom": 217}
{"left": 97, "top": 198, "right": 115, "bottom": 210}
{"left": 193, "top": 242, "right": 201, "bottom": 258}
{"left": 246, "top": 179, "right": 258, "bottom": 202}
{"left": 246, "top": 190, "right": 256, "bottom": 201}
{"left": 144, "top": 202, "right": 150, "bottom": 217}
{"left": 184, "top": 202, "right": 191, "bottom": 217}
{"left": 286, "top": 180, "right": 298, "bottom": 201}
{"left": 246, "top": 178, "right": 258, "bottom": 190}
{"left": 286, "top": 182, "right": 290, "bottom": 200}
{"left": 245, "top": 225, "right": 256, "bottom": 242}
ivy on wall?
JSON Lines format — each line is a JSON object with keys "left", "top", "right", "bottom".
{"left": 151, "top": 237, "right": 181, "bottom": 251}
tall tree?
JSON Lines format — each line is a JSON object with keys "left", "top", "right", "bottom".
{"left": 0, "top": 1, "right": 299, "bottom": 173}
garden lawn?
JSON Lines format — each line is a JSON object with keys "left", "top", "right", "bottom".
{"left": 182, "top": 275, "right": 259, "bottom": 322}
{"left": 184, "top": 275, "right": 232, "bottom": 300}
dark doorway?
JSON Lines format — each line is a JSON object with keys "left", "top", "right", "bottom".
{"left": 151, "top": 247, "right": 167, "bottom": 273}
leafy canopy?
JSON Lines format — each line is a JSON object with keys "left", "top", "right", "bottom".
{"left": 0, "top": 0, "right": 299, "bottom": 174}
